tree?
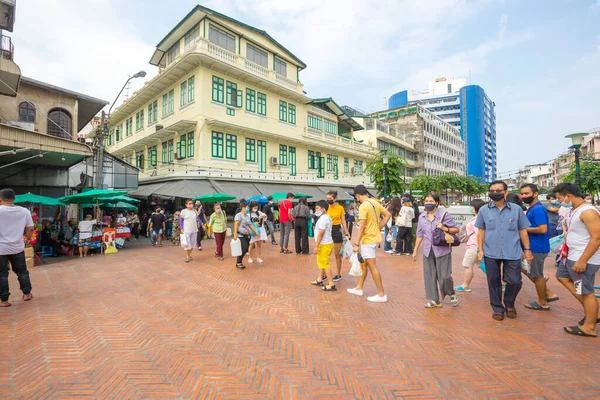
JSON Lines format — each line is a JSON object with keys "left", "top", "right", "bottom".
{"left": 563, "top": 160, "right": 600, "bottom": 198}
{"left": 409, "top": 174, "right": 487, "bottom": 201}
{"left": 365, "top": 152, "right": 408, "bottom": 197}
{"left": 409, "top": 175, "right": 440, "bottom": 195}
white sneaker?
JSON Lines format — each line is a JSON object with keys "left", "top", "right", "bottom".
{"left": 385, "top": 250, "right": 394, "bottom": 254}
{"left": 248, "top": 258, "right": 254, "bottom": 263}
{"left": 347, "top": 288, "right": 364, "bottom": 296}
{"left": 257, "top": 258, "right": 264, "bottom": 263}
{"left": 367, "top": 295, "right": 388, "bottom": 303}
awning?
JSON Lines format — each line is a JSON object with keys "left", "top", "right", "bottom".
{"left": 288, "top": 185, "right": 326, "bottom": 200}
{"left": 152, "top": 179, "right": 216, "bottom": 199}
{"left": 315, "top": 186, "right": 355, "bottom": 201}
{"left": 252, "top": 182, "right": 296, "bottom": 195}
{"left": 210, "top": 180, "right": 259, "bottom": 200}
{"left": 128, "top": 182, "right": 170, "bottom": 198}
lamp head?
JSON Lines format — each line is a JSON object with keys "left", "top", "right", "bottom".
{"left": 566, "top": 132, "right": 588, "bottom": 148}
{"left": 133, "top": 71, "right": 147, "bottom": 79}
{"left": 381, "top": 153, "right": 390, "bottom": 165}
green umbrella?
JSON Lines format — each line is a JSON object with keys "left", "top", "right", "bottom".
{"left": 294, "top": 193, "right": 313, "bottom": 199}
{"left": 60, "top": 189, "right": 128, "bottom": 204}
{"left": 101, "top": 202, "right": 138, "bottom": 211}
{"left": 15, "top": 193, "right": 65, "bottom": 206}
{"left": 270, "top": 192, "right": 313, "bottom": 200}
{"left": 192, "top": 193, "right": 236, "bottom": 203}
{"left": 101, "top": 195, "right": 140, "bottom": 205}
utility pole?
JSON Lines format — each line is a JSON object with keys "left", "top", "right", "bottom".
{"left": 95, "top": 110, "right": 106, "bottom": 188}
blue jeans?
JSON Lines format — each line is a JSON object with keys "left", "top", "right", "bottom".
{"left": 384, "top": 226, "right": 397, "bottom": 251}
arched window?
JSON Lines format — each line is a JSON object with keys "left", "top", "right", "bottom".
{"left": 19, "top": 102, "right": 35, "bottom": 123}
{"left": 47, "top": 108, "right": 72, "bottom": 139}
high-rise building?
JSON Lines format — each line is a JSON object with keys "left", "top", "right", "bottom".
{"left": 388, "top": 77, "right": 496, "bottom": 182}
{"left": 103, "top": 5, "right": 375, "bottom": 200}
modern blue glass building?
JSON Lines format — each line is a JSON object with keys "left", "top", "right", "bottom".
{"left": 388, "top": 85, "right": 496, "bottom": 182}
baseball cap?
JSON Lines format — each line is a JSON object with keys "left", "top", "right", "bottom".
{"left": 350, "top": 184, "right": 375, "bottom": 198}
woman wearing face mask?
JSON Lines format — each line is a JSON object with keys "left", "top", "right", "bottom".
{"left": 208, "top": 203, "right": 227, "bottom": 261}
{"left": 413, "top": 194, "right": 460, "bottom": 308}
{"left": 248, "top": 200, "right": 267, "bottom": 263}
{"left": 179, "top": 200, "right": 199, "bottom": 263}
{"left": 292, "top": 197, "right": 311, "bottom": 255}
{"left": 326, "top": 191, "right": 349, "bottom": 281}
{"left": 233, "top": 203, "right": 258, "bottom": 269}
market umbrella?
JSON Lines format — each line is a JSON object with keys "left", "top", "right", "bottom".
{"left": 60, "top": 189, "right": 128, "bottom": 204}
{"left": 15, "top": 193, "right": 65, "bottom": 206}
{"left": 247, "top": 195, "right": 269, "bottom": 205}
{"left": 294, "top": 193, "right": 313, "bottom": 199}
{"left": 271, "top": 192, "right": 313, "bottom": 200}
{"left": 101, "top": 202, "right": 138, "bottom": 211}
{"left": 101, "top": 195, "right": 140, "bottom": 205}
{"left": 192, "top": 192, "right": 236, "bottom": 203}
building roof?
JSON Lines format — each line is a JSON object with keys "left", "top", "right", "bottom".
{"left": 308, "top": 98, "right": 364, "bottom": 132}
{"left": 21, "top": 76, "right": 108, "bottom": 132}
{"left": 150, "top": 5, "right": 306, "bottom": 69}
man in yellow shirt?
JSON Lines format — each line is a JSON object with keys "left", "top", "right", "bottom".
{"left": 348, "top": 185, "right": 391, "bottom": 303}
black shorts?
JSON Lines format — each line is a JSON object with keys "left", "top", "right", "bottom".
{"left": 332, "top": 224, "right": 343, "bottom": 243}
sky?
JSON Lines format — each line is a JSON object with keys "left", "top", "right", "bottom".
{"left": 9, "top": 0, "right": 600, "bottom": 177}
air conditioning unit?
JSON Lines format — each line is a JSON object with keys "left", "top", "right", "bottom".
{"left": 270, "top": 156, "right": 279, "bottom": 165}
{"left": 174, "top": 151, "right": 184, "bottom": 160}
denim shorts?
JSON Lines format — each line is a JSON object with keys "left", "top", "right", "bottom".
{"left": 557, "top": 259, "right": 600, "bottom": 295}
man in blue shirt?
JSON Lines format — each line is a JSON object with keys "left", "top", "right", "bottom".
{"left": 520, "top": 184, "right": 559, "bottom": 311}
{"left": 476, "top": 180, "right": 533, "bottom": 321}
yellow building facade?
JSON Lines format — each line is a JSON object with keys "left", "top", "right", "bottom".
{"left": 105, "top": 5, "right": 375, "bottom": 200}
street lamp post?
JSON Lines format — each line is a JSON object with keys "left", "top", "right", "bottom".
{"left": 566, "top": 132, "right": 588, "bottom": 188}
{"left": 382, "top": 152, "right": 390, "bottom": 197}
{"left": 95, "top": 71, "right": 147, "bottom": 188}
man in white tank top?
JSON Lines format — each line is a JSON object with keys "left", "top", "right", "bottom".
{"left": 553, "top": 183, "right": 600, "bottom": 338}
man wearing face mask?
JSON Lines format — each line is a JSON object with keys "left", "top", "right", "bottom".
{"left": 262, "top": 196, "right": 277, "bottom": 245}
{"left": 520, "top": 184, "right": 559, "bottom": 311}
{"left": 545, "top": 194, "right": 560, "bottom": 238}
{"left": 476, "top": 180, "right": 533, "bottom": 321}
{"left": 208, "top": 203, "right": 227, "bottom": 261}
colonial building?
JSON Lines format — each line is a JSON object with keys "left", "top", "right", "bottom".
{"left": 104, "top": 5, "right": 375, "bottom": 201}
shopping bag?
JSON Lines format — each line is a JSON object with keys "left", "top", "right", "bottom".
{"left": 180, "top": 234, "right": 188, "bottom": 248}
{"left": 341, "top": 240, "right": 353, "bottom": 259}
{"left": 386, "top": 232, "right": 393, "bottom": 243}
{"left": 105, "top": 244, "right": 118, "bottom": 254}
{"left": 479, "top": 261, "right": 487, "bottom": 275}
{"left": 230, "top": 238, "right": 242, "bottom": 257}
{"left": 308, "top": 216, "right": 314, "bottom": 238}
{"left": 226, "top": 227, "right": 232, "bottom": 237}
{"left": 549, "top": 234, "right": 564, "bottom": 254}
{"left": 349, "top": 253, "right": 363, "bottom": 276}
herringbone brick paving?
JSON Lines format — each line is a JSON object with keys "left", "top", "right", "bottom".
{"left": 1, "top": 235, "right": 599, "bottom": 399}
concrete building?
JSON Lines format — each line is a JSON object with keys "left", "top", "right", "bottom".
{"left": 388, "top": 77, "right": 496, "bottom": 182}
{"left": 517, "top": 163, "right": 553, "bottom": 189}
{"left": 551, "top": 154, "right": 573, "bottom": 186}
{"left": 354, "top": 104, "right": 466, "bottom": 177}
{"left": 0, "top": 0, "right": 20, "bottom": 96}
{"left": 103, "top": 5, "right": 375, "bottom": 200}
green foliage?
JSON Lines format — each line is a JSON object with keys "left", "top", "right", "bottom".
{"left": 365, "top": 152, "right": 407, "bottom": 197}
{"left": 563, "top": 160, "right": 600, "bottom": 197}
{"left": 409, "top": 174, "right": 487, "bottom": 198}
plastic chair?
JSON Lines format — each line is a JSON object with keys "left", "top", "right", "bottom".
{"left": 41, "top": 246, "right": 53, "bottom": 257}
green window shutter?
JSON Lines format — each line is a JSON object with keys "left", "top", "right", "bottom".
{"left": 179, "top": 134, "right": 187, "bottom": 158}
{"left": 140, "top": 110, "right": 144, "bottom": 129}
{"left": 245, "top": 138, "right": 256, "bottom": 162}
{"left": 226, "top": 81, "right": 241, "bottom": 107}
{"left": 226, "top": 134, "right": 237, "bottom": 160}
{"left": 162, "top": 93, "right": 168, "bottom": 116}
{"left": 150, "top": 146, "right": 157, "bottom": 166}
{"left": 316, "top": 152, "right": 324, "bottom": 178}
{"left": 212, "top": 131, "right": 224, "bottom": 158}
{"left": 180, "top": 80, "right": 188, "bottom": 106}
{"left": 168, "top": 90, "right": 174, "bottom": 113}
{"left": 153, "top": 101, "right": 158, "bottom": 122}
{"left": 246, "top": 89, "right": 256, "bottom": 112}
{"left": 289, "top": 147, "right": 296, "bottom": 176}
{"left": 168, "top": 140, "right": 174, "bottom": 162}
{"left": 148, "top": 104, "right": 152, "bottom": 125}
{"left": 187, "top": 132, "right": 194, "bottom": 158}
{"left": 279, "top": 100, "right": 287, "bottom": 122}
{"left": 212, "top": 76, "right": 224, "bottom": 103}
{"left": 188, "top": 76, "right": 195, "bottom": 103}
{"left": 288, "top": 104, "right": 296, "bottom": 124}
{"left": 333, "top": 156, "right": 339, "bottom": 179}
{"left": 279, "top": 145, "right": 287, "bottom": 166}
{"left": 257, "top": 92, "right": 266, "bottom": 116}
{"left": 162, "top": 141, "right": 167, "bottom": 164}
{"left": 226, "top": 108, "right": 235, "bottom": 116}
{"left": 344, "top": 157, "right": 349, "bottom": 173}
{"left": 327, "top": 154, "right": 332, "bottom": 171}
{"left": 257, "top": 140, "right": 267, "bottom": 173}
{"left": 308, "top": 150, "right": 315, "bottom": 169}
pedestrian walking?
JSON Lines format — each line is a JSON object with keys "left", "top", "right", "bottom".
{"left": 345, "top": 204, "right": 356, "bottom": 237}
{"left": 392, "top": 197, "right": 415, "bottom": 255}
{"left": 195, "top": 201, "right": 205, "bottom": 251}
{"left": 347, "top": 185, "right": 391, "bottom": 303}
{"left": 311, "top": 200, "right": 337, "bottom": 292}
{"left": 455, "top": 199, "right": 485, "bottom": 292}
{"left": 292, "top": 196, "right": 311, "bottom": 255}
{"left": 128, "top": 211, "right": 140, "bottom": 239}
{"left": 552, "top": 183, "right": 600, "bottom": 338}
{"left": 279, "top": 193, "right": 294, "bottom": 254}
{"left": 262, "top": 196, "right": 278, "bottom": 245}
{"left": 0, "top": 188, "right": 35, "bottom": 307}
{"left": 326, "top": 190, "right": 349, "bottom": 281}
{"left": 249, "top": 200, "right": 267, "bottom": 263}
{"left": 171, "top": 207, "right": 182, "bottom": 246}
{"left": 520, "top": 184, "right": 559, "bottom": 311}
{"left": 233, "top": 203, "right": 259, "bottom": 269}
{"left": 545, "top": 194, "right": 560, "bottom": 238}
{"left": 148, "top": 206, "right": 166, "bottom": 247}
{"left": 208, "top": 203, "right": 227, "bottom": 261}
{"left": 412, "top": 194, "right": 459, "bottom": 308}
{"left": 476, "top": 180, "right": 533, "bottom": 321}
{"left": 384, "top": 198, "right": 401, "bottom": 253}
{"left": 180, "top": 200, "right": 198, "bottom": 263}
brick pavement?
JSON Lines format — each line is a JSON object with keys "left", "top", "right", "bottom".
{"left": 1, "top": 235, "right": 599, "bottom": 399}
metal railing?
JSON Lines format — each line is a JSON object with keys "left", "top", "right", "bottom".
{"left": 0, "top": 34, "right": 14, "bottom": 61}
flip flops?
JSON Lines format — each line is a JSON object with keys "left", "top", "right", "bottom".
{"left": 525, "top": 301, "right": 550, "bottom": 311}
{"left": 564, "top": 326, "right": 597, "bottom": 338}
{"left": 578, "top": 317, "right": 600, "bottom": 326}
{"left": 455, "top": 285, "right": 471, "bottom": 292}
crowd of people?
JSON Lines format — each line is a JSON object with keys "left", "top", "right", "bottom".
{"left": 1, "top": 181, "right": 598, "bottom": 338}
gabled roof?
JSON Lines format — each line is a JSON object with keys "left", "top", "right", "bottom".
{"left": 308, "top": 98, "right": 364, "bottom": 132}
{"left": 150, "top": 5, "right": 306, "bottom": 69}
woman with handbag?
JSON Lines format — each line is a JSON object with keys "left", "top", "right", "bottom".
{"left": 248, "top": 200, "right": 267, "bottom": 263}
{"left": 412, "top": 194, "right": 460, "bottom": 308}
{"left": 233, "top": 203, "right": 259, "bottom": 269}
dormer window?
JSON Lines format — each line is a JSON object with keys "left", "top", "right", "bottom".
{"left": 209, "top": 25, "right": 235, "bottom": 53}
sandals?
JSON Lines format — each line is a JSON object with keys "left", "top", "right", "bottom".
{"left": 506, "top": 307, "right": 517, "bottom": 319}
{"left": 454, "top": 285, "right": 471, "bottom": 292}
{"left": 283, "top": 250, "right": 293, "bottom": 254}
{"left": 311, "top": 280, "right": 324, "bottom": 286}
{"left": 23, "top": 294, "right": 33, "bottom": 301}
{"left": 525, "top": 301, "right": 550, "bottom": 311}
{"left": 236, "top": 263, "right": 246, "bottom": 270}
{"left": 547, "top": 296, "right": 559, "bottom": 303}
{"left": 322, "top": 285, "right": 337, "bottom": 291}
{"left": 424, "top": 301, "right": 442, "bottom": 308}
{"left": 564, "top": 325, "right": 597, "bottom": 338}
{"left": 492, "top": 312, "right": 505, "bottom": 321}
{"left": 578, "top": 317, "right": 600, "bottom": 326}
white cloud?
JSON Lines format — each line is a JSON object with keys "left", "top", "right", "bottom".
{"left": 11, "top": 0, "right": 156, "bottom": 111}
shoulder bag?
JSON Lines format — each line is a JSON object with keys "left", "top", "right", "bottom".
{"left": 432, "top": 211, "right": 460, "bottom": 247}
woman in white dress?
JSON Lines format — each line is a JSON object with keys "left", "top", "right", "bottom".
{"left": 249, "top": 200, "right": 268, "bottom": 263}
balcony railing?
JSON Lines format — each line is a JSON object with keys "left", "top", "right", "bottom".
{"left": 0, "top": 34, "right": 14, "bottom": 61}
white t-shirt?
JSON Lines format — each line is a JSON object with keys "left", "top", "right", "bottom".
{"left": 0, "top": 205, "right": 34, "bottom": 255}
{"left": 180, "top": 209, "right": 198, "bottom": 233}
{"left": 78, "top": 219, "right": 97, "bottom": 239}
{"left": 566, "top": 204, "right": 600, "bottom": 264}
{"left": 314, "top": 214, "right": 333, "bottom": 245}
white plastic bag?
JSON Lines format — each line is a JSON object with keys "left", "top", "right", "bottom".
{"left": 230, "top": 238, "right": 242, "bottom": 257}
{"left": 341, "top": 240, "right": 353, "bottom": 259}
{"left": 349, "top": 253, "right": 363, "bottom": 276}
{"left": 180, "top": 234, "right": 188, "bottom": 248}
{"left": 386, "top": 232, "right": 393, "bottom": 243}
